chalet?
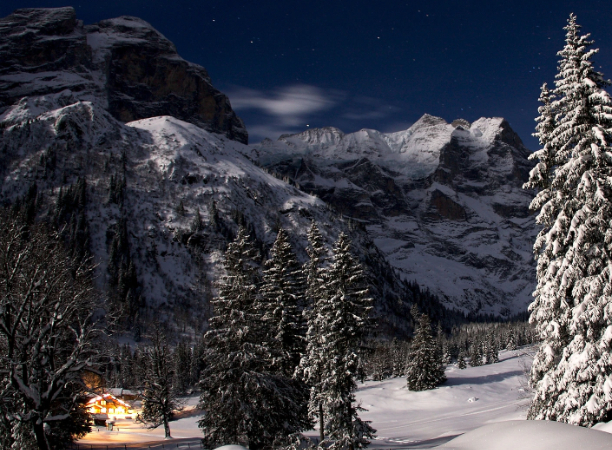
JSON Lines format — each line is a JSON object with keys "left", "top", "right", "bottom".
{"left": 86, "top": 393, "right": 137, "bottom": 421}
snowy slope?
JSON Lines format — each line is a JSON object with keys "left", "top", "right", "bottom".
{"left": 438, "top": 420, "right": 612, "bottom": 450}
{"left": 0, "top": 91, "right": 414, "bottom": 335}
{"left": 358, "top": 350, "right": 530, "bottom": 447}
{"left": 246, "top": 116, "right": 536, "bottom": 316}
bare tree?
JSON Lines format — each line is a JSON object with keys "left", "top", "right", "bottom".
{"left": 0, "top": 209, "right": 99, "bottom": 449}
{"left": 136, "top": 323, "right": 183, "bottom": 439}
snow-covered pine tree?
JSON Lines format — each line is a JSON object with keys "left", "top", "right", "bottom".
{"left": 299, "top": 231, "right": 375, "bottom": 449}
{"left": 321, "top": 233, "right": 375, "bottom": 450}
{"left": 198, "top": 226, "right": 310, "bottom": 449}
{"left": 506, "top": 329, "right": 517, "bottom": 351}
{"left": 259, "top": 228, "right": 307, "bottom": 375}
{"left": 137, "top": 325, "right": 184, "bottom": 439}
{"left": 491, "top": 336, "right": 500, "bottom": 364}
{"left": 484, "top": 330, "right": 498, "bottom": 365}
{"left": 406, "top": 306, "right": 446, "bottom": 391}
{"left": 469, "top": 337, "right": 483, "bottom": 367}
{"left": 457, "top": 350, "right": 467, "bottom": 370}
{"left": 526, "top": 14, "right": 612, "bottom": 426}
{"left": 298, "top": 222, "right": 329, "bottom": 444}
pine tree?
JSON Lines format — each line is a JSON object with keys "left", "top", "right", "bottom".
{"left": 198, "top": 227, "right": 310, "bottom": 449}
{"left": 299, "top": 231, "right": 375, "bottom": 449}
{"left": 469, "top": 337, "right": 483, "bottom": 367}
{"left": 259, "top": 228, "right": 307, "bottom": 375}
{"left": 321, "top": 233, "right": 375, "bottom": 450}
{"left": 406, "top": 306, "right": 446, "bottom": 391}
{"left": 457, "top": 350, "right": 467, "bottom": 370}
{"left": 298, "top": 222, "right": 329, "bottom": 444}
{"left": 506, "top": 329, "right": 517, "bottom": 351}
{"left": 527, "top": 14, "right": 612, "bottom": 426}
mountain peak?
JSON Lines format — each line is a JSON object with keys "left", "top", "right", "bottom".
{"left": 0, "top": 7, "right": 247, "bottom": 144}
{"left": 410, "top": 113, "right": 448, "bottom": 129}
{"left": 280, "top": 126, "right": 345, "bottom": 146}
{"left": 1, "top": 7, "right": 78, "bottom": 34}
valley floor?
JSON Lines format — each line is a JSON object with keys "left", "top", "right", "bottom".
{"left": 77, "top": 348, "right": 612, "bottom": 449}
{"left": 358, "top": 349, "right": 531, "bottom": 448}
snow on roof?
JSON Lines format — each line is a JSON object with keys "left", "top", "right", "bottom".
{"left": 86, "top": 393, "right": 132, "bottom": 408}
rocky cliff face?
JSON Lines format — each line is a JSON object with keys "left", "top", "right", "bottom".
{"left": 0, "top": 7, "right": 247, "bottom": 143}
{"left": 245, "top": 115, "right": 537, "bottom": 316}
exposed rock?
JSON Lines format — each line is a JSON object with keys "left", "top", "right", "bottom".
{"left": 428, "top": 189, "right": 467, "bottom": 221}
{"left": 0, "top": 7, "right": 247, "bottom": 143}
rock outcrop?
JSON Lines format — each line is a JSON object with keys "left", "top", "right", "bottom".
{"left": 0, "top": 7, "right": 247, "bottom": 143}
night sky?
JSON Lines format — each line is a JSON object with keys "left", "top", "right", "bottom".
{"left": 2, "top": 1, "right": 612, "bottom": 148}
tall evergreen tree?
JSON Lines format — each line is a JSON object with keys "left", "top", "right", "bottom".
{"left": 457, "top": 350, "right": 467, "bottom": 370}
{"left": 526, "top": 14, "right": 612, "bottom": 426}
{"left": 469, "top": 337, "right": 483, "bottom": 368}
{"left": 302, "top": 232, "right": 376, "bottom": 450}
{"left": 406, "top": 307, "right": 446, "bottom": 391}
{"left": 298, "top": 222, "right": 329, "bottom": 444}
{"left": 198, "top": 227, "right": 310, "bottom": 449}
{"left": 259, "top": 228, "right": 307, "bottom": 375}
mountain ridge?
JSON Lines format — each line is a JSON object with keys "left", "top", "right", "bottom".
{"left": 0, "top": 7, "right": 535, "bottom": 332}
{"left": 245, "top": 115, "right": 537, "bottom": 316}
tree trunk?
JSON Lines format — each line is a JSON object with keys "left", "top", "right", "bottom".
{"left": 319, "top": 402, "right": 324, "bottom": 444}
{"left": 33, "top": 421, "right": 50, "bottom": 450}
{"left": 163, "top": 415, "right": 171, "bottom": 439}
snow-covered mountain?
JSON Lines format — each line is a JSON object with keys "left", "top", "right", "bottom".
{"left": 244, "top": 115, "right": 537, "bottom": 315}
{"left": 0, "top": 7, "right": 247, "bottom": 143}
{"left": 0, "top": 7, "right": 419, "bottom": 336}
{"left": 0, "top": 6, "right": 536, "bottom": 329}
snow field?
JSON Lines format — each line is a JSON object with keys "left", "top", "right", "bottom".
{"left": 356, "top": 349, "right": 531, "bottom": 447}
{"left": 78, "top": 348, "right": 612, "bottom": 448}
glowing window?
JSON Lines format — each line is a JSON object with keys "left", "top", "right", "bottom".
{"left": 101, "top": 400, "right": 106, "bottom": 406}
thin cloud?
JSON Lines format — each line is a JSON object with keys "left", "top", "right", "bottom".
{"left": 224, "top": 84, "right": 407, "bottom": 143}
{"left": 228, "top": 84, "right": 337, "bottom": 126}
{"left": 342, "top": 95, "right": 402, "bottom": 121}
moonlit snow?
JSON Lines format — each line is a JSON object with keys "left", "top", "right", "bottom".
{"left": 77, "top": 348, "right": 612, "bottom": 448}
